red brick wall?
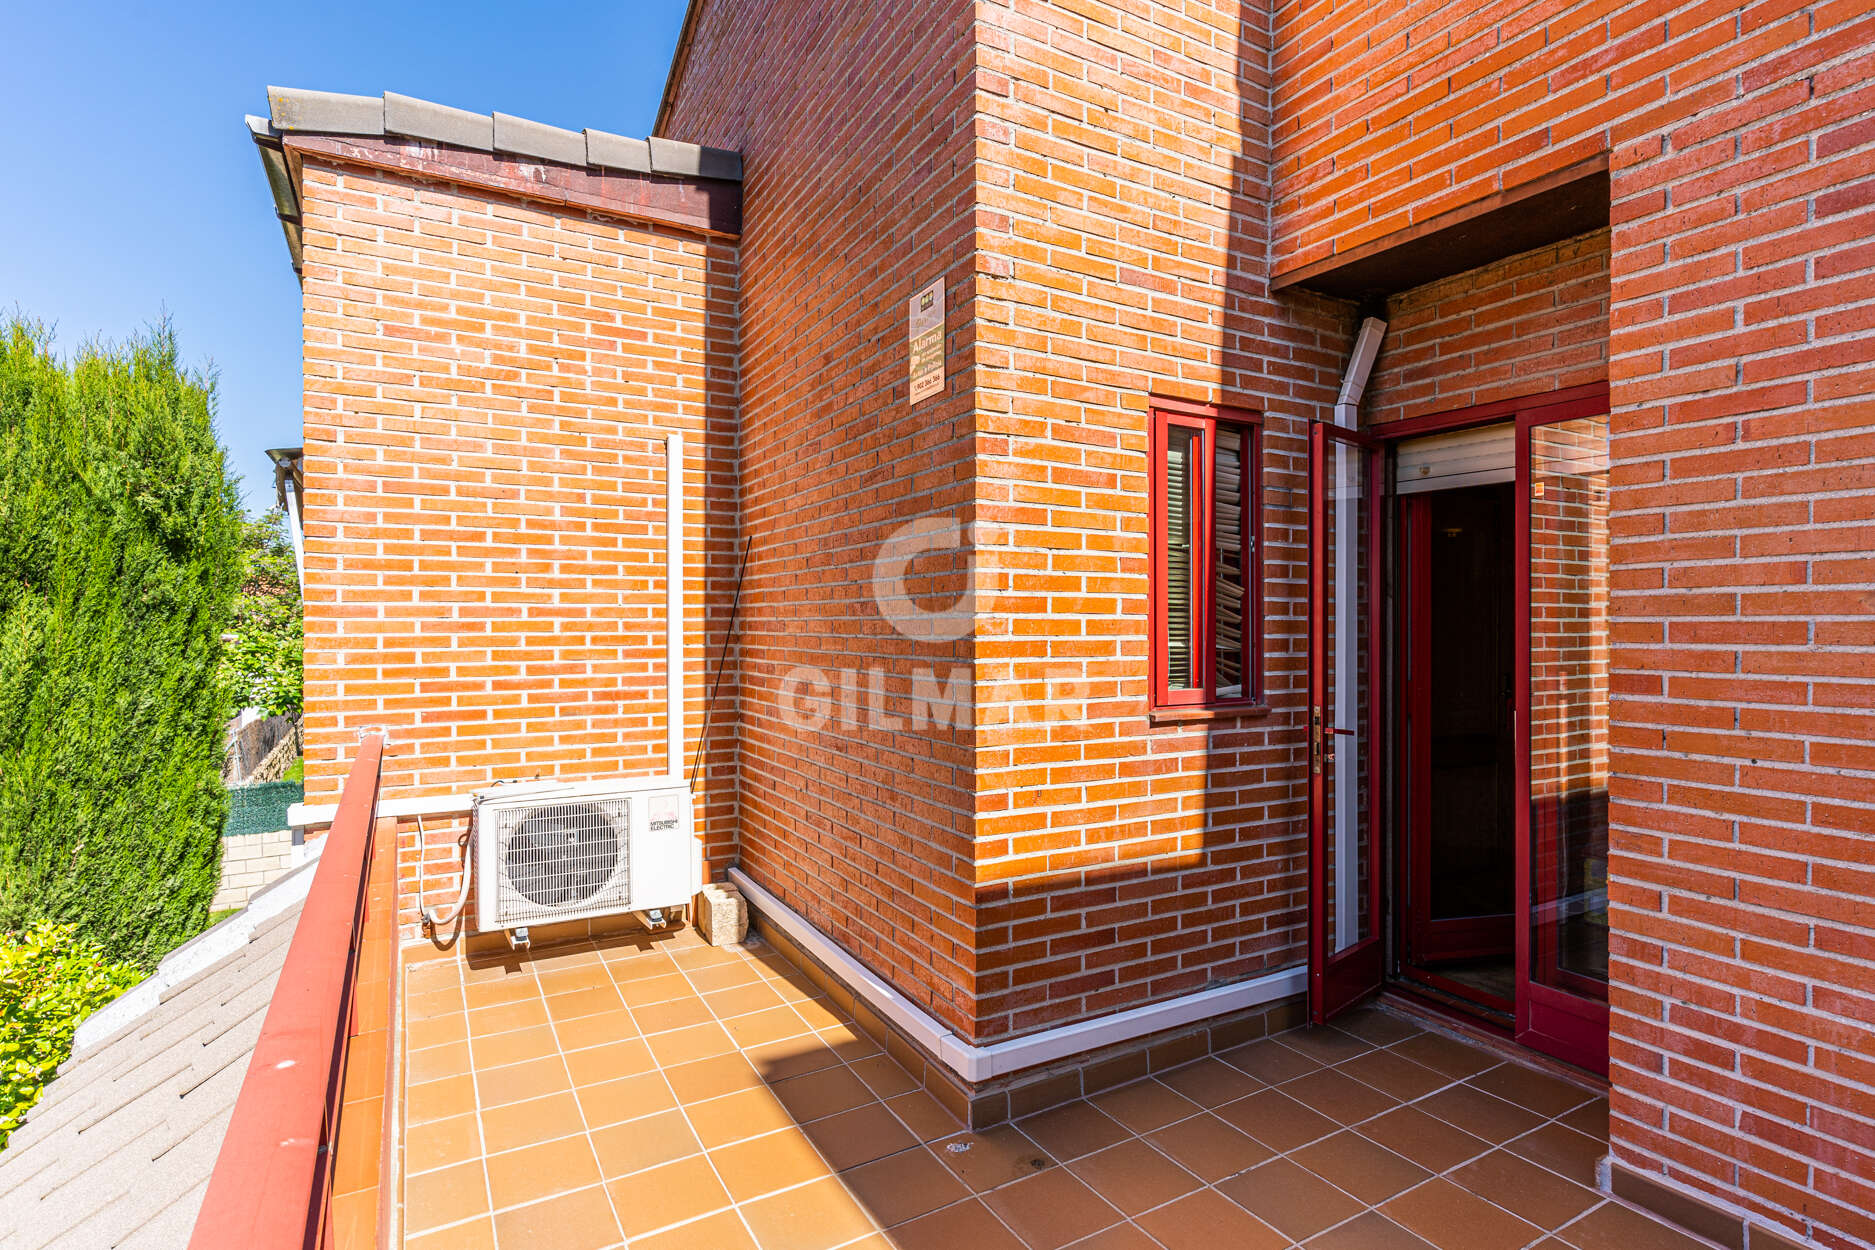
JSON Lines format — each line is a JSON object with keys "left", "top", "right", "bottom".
{"left": 967, "top": 0, "right": 1353, "bottom": 1039}
{"left": 659, "top": 0, "right": 987, "bottom": 1033}
{"left": 1271, "top": 0, "right": 1875, "bottom": 1238}
{"left": 294, "top": 159, "right": 741, "bottom": 934}
{"left": 1366, "top": 230, "right": 1610, "bottom": 427}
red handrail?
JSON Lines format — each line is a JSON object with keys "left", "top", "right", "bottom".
{"left": 189, "top": 734, "right": 386, "bottom": 1250}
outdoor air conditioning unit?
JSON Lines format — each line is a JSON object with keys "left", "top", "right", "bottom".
{"left": 473, "top": 778, "right": 700, "bottom": 934}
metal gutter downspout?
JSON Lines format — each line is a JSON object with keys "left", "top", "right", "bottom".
{"left": 1336, "top": 316, "right": 1387, "bottom": 429}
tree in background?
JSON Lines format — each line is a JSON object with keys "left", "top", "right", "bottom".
{"left": 223, "top": 509, "right": 303, "bottom": 718}
{"left": 0, "top": 318, "right": 244, "bottom": 967}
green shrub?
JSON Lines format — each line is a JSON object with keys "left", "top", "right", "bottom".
{"left": 222, "top": 509, "right": 302, "bottom": 718}
{"left": 0, "top": 921, "right": 142, "bottom": 1147}
{"left": 0, "top": 319, "right": 245, "bottom": 966}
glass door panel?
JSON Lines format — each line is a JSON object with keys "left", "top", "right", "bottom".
{"left": 1517, "top": 407, "right": 1612, "bottom": 1072}
{"left": 1309, "top": 424, "right": 1383, "bottom": 1021}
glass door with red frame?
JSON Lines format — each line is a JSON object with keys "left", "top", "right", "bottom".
{"left": 1516, "top": 402, "right": 1613, "bottom": 1074}
{"left": 1308, "top": 423, "right": 1384, "bottom": 1022}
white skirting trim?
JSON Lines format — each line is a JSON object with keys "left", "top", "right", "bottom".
{"left": 727, "top": 867, "right": 1306, "bottom": 1084}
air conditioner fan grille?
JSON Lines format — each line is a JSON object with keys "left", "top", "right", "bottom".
{"left": 490, "top": 797, "right": 631, "bottom": 926}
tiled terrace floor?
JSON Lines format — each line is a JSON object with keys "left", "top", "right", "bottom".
{"left": 397, "top": 926, "right": 1710, "bottom": 1250}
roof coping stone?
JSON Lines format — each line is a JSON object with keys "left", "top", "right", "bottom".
{"left": 267, "top": 86, "right": 384, "bottom": 136}
{"left": 494, "top": 112, "right": 588, "bottom": 166}
{"left": 384, "top": 90, "right": 495, "bottom": 151}
{"left": 585, "top": 128, "right": 654, "bottom": 174}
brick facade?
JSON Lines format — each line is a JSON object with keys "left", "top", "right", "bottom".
{"left": 282, "top": 0, "right": 1873, "bottom": 1238}
{"left": 294, "top": 157, "right": 741, "bottom": 932}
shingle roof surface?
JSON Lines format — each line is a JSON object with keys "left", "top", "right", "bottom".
{"left": 0, "top": 899, "right": 304, "bottom": 1248}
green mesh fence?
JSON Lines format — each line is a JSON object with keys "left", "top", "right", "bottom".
{"left": 223, "top": 781, "right": 303, "bottom": 839}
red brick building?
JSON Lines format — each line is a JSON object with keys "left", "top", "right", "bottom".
{"left": 249, "top": 0, "right": 1874, "bottom": 1242}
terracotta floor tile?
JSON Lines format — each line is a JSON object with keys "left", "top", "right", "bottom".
{"left": 562, "top": 1037, "right": 655, "bottom": 1087}
{"left": 479, "top": 1089, "right": 586, "bottom": 1154}
{"left": 1215, "top": 1088, "right": 1341, "bottom": 1153}
{"left": 1305, "top": 1211, "right": 1438, "bottom": 1249}
{"left": 1217, "top": 1156, "right": 1367, "bottom": 1241}
{"left": 619, "top": 972, "right": 695, "bottom": 1006}
{"left": 1555, "top": 1201, "right": 1712, "bottom": 1250}
{"left": 1065, "top": 1224, "right": 1165, "bottom": 1250}
{"left": 1382, "top": 1177, "right": 1545, "bottom": 1249}
{"left": 523, "top": 943, "right": 602, "bottom": 972}
{"left": 1449, "top": 1149, "right": 1602, "bottom": 1230}
{"left": 886, "top": 1196, "right": 1027, "bottom": 1250}
{"left": 982, "top": 1167, "right": 1124, "bottom": 1250}
{"left": 407, "top": 1012, "right": 468, "bottom": 1050}
{"left": 644, "top": 1019, "right": 738, "bottom": 1066}
{"left": 1280, "top": 1066, "right": 1402, "bottom": 1125}
{"left": 790, "top": 995, "right": 852, "bottom": 1031}
{"left": 1336, "top": 1047, "right": 1455, "bottom": 1102}
{"left": 1388, "top": 1033, "right": 1500, "bottom": 1080}
{"left": 609, "top": 1153, "right": 732, "bottom": 1239}
{"left": 712, "top": 1126, "right": 837, "bottom": 1202}
{"left": 802, "top": 1100, "right": 920, "bottom": 1171}
{"left": 406, "top": 986, "right": 466, "bottom": 1021}
{"left": 476, "top": 1055, "right": 573, "bottom": 1109}
{"left": 664, "top": 1051, "right": 766, "bottom": 1103}
{"left": 707, "top": 979, "right": 789, "bottom": 1017}
{"left": 885, "top": 1088, "right": 966, "bottom": 1142}
{"left": 687, "top": 1085, "right": 799, "bottom": 1148}
{"left": 1134, "top": 1187, "right": 1288, "bottom": 1250}
{"left": 686, "top": 959, "right": 766, "bottom": 992}
{"left": 743, "top": 1032, "right": 845, "bottom": 1082}
{"left": 461, "top": 964, "right": 538, "bottom": 997}
{"left": 590, "top": 1106, "right": 701, "bottom": 1177}
{"left": 633, "top": 995, "right": 717, "bottom": 1035}
{"left": 405, "top": 1110, "right": 484, "bottom": 1176}
{"left": 1503, "top": 1122, "right": 1608, "bottom": 1188}
{"left": 1357, "top": 1105, "right": 1493, "bottom": 1172}
{"left": 738, "top": 1173, "right": 881, "bottom": 1250}
{"left": 714, "top": 1000, "right": 806, "bottom": 1044}
{"left": 1292, "top": 1129, "right": 1433, "bottom": 1205}
{"left": 484, "top": 1133, "right": 603, "bottom": 1211}
{"left": 536, "top": 963, "right": 617, "bottom": 995}
{"left": 553, "top": 1007, "right": 641, "bottom": 1053}
{"left": 408, "top": 959, "right": 463, "bottom": 991}
{"left": 628, "top": 1209, "right": 758, "bottom": 1250}
{"left": 1465, "top": 1064, "right": 1598, "bottom": 1119}
{"left": 1274, "top": 1024, "right": 1374, "bottom": 1064}
{"left": 406, "top": 1040, "right": 471, "bottom": 1085}
{"left": 849, "top": 1053, "right": 920, "bottom": 1099}
{"left": 816, "top": 1021, "right": 881, "bottom": 1061}
{"left": 842, "top": 1144, "right": 972, "bottom": 1227}
{"left": 771, "top": 1063, "right": 877, "bottom": 1122}
{"left": 1066, "top": 1139, "right": 1203, "bottom": 1216}
{"left": 405, "top": 1215, "right": 494, "bottom": 1250}
{"left": 491, "top": 1184, "right": 623, "bottom": 1250}
{"left": 468, "top": 1022, "right": 559, "bottom": 1070}
{"left": 465, "top": 997, "right": 550, "bottom": 1036}
{"left": 1155, "top": 1056, "right": 1264, "bottom": 1107}
{"left": 404, "top": 1159, "right": 489, "bottom": 1234}
{"left": 608, "top": 952, "right": 682, "bottom": 981}
{"left": 576, "top": 1070, "right": 677, "bottom": 1127}
{"left": 1221, "top": 1037, "right": 1325, "bottom": 1084}
{"left": 1089, "top": 1078, "right": 1202, "bottom": 1135}
{"left": 407, "top": 1073, "right": 477, "bottom": 1125}
{"left": 1415, "top": 1085, "right": 1547, "bottom": 1144}
{"left": 545, "top": 983, "right": 627, "bottom": 1022}
{"left": 932, "top": 1124, "right": 1055, "bottom": 1192}
{"left": 1016, "top": 1099, "right": 1132, "bottom": 1162}
{"left": 1558, "top": 1098, "right": 1609, "bottom": 1141}
{"left": 1143, "top": 1110, "right": 1273, "bottom": 1182}
{"left": 1334, "top": 1008, "right": 1425, "bottom": 1046}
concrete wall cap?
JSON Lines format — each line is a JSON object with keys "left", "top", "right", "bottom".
{"left": 646, "top": 136, "right": 741, "bottom": 181}
{"left": 494, "top": 112, "right": 588, "bottom": 165}
{"left": 384, "top": 90, "right": 495, "bottom": 151}
{"left": 585, "top": 128, "right": 654, "bottom": 174}
{"left": 267, "top": 86, "right": 384, "bottom": 137}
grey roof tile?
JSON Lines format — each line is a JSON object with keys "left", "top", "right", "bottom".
{"left": 0, "top": 897, "right": 304, "bottom": 1249}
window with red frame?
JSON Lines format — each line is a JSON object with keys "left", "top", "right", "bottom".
{"left": 1151, "top": 401, "right": 1263, "bottom": 709}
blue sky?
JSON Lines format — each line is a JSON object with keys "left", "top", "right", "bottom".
{"left": 0, "top": 0, "right": 688, "bottom": 511}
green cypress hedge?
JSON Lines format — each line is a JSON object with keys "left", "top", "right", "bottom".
{"left": 0, "top": 319, "right": 245, "bottom": 967}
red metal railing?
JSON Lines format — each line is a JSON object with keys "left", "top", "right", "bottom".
{"left": 190, "top": 734, "right": 386, "bottom": 1250}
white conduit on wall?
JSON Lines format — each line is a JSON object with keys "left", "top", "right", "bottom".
{"left": 666, "top": 432, "right": 684, "bottom": 782}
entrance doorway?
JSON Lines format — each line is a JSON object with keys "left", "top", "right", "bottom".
{"left": 1400, "top": 481, "right": 1517, "bottom": 1012}
{"left": 1306, "top": 384, "right": 1613, "bottom": 1076}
